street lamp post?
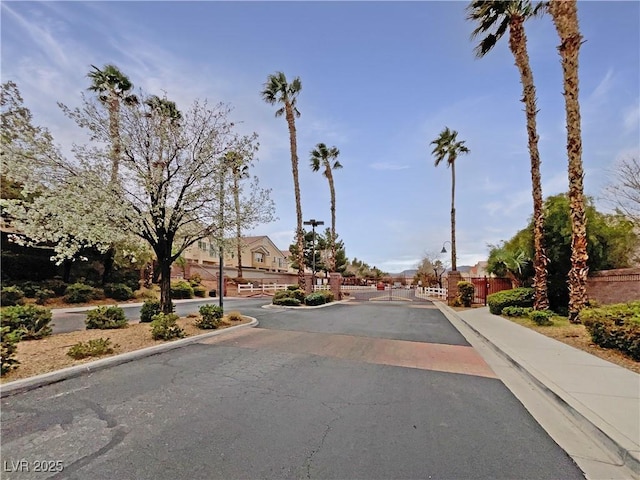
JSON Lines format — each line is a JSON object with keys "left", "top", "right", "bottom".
{"left": 303, "top": 219, "right": 324, "bottom": 291}
{"left": 441, "top": 240, "right": 455, "bottom": 272}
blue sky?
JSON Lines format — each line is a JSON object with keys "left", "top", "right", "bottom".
{"left": 2, "top": 1, "right": 638, "bottom": 273}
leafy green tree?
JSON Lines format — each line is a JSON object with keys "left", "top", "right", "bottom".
{"left": 430, "top": 127, "right": 470, "bottom": 272}
{"left": 261, "top": 72, "right": 306, "bottom": 290}
{"left": 468, "top": 0, "right": 549, "bottom": 310}
{"left": 490, "top": 194, "right": 638, "bottom": 312}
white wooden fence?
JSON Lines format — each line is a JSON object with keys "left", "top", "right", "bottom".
{"left": 414, "top": 286, "right": 447, "bottom": 300}
{"left": 237, "top": 283, "right": 291, "bottom": 294}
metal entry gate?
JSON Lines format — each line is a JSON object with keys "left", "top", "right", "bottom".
{"left": 347, "top": 287, "right": 430, "bottom": 303}
{"left": 469, "top": 277, "right": 512, "bottom": 305}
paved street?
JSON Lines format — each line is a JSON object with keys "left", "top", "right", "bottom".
{"left": 2, "top": 301, "right": 585, "bottom": 479}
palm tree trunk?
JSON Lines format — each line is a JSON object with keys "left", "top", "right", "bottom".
{"left": 509, "top": 16, "right": 549, "bottom": 311}
{"left": 450, "top": 160, "right": 457, "bottom": 272}
{"left": 327, "top": 167, "right": 337, "bottom": 272}
{"left": 284, "top": 102, "right": 306, "bottom": 291}
{"left": 233, "top": 172, "right": 243, "bottom": 278}
{"left": 550, "top": 0, "right": 588, "bottom": 322}
{"left": 108, "top": 93, "right": 120, "bottom": 184}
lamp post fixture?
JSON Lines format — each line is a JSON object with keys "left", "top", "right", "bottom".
{"left": 303, "top": 219, "right": 324, "bottom": 290}
{"left": 440, "top": 240, "right": 455, "bottom": 272}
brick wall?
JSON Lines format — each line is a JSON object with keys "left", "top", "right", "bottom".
{"left": 586, "top": 268, "right": 640, "bottom": 305}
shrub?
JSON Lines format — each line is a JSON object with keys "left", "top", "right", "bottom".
{"left": 529, "top": 310, "right": 554, "bottom": 326}
{"left": 450, "top": 297, "right": 462, "bottom": 307}
{"left": 64, "top": 283, "right": 97, "bottom": 304}
{"left": 189, "top": 274, "right": 202, "bottom": 286}
{"left": 321, "top": 291, "right": 335, "bottom": 303}
{"left": 457, "top": 281, "right": 475, "bottom": 307}
{"left": 305, "top": 293, "right": 327, "bottom": 306}
{"left": 273, "top": 297, "right": 301, "bottom": 306}
{"left": 195, "top": 304, "right": 224, "bottom": 329}
{"left": 290, "top": 289, "right": 306, "bottom": 302}
{"left": 487, "top": 287, "right": 534, "bottom": 315}
{"left": 1, "top": 286, "right": 25, "bottom": 307}
{"left": 170, "top": 281, "right": 194, "bottom": 299}
{"left": 580, "top": 301, "right": 640, "bottom": 361}
{"left": 287, "top": 284, "right": 300, "bottom": 291}
{"left": 150, "top": 313, "right": 185, "bottom": 340}
{"left": 35, "top": 289, "right": 55, "bottom": 305}
{"left": 502, "top": 306, "right": 533, "bottom": 317}
{"left": 17, "top": 281, "right": 41, "bottom": 298}
{"left": 140, "top": 300, "right": 161, "bottom": 323}
{"left": 233, "top": 277, "right": 250, "bottom": 285}
{"left": 193, "top": 285, "right": 207, "bottom": 298}
{"left": 67, "top": 338, "right": 117, "bottom": 359}
{"left": 273, "top": 290, "right": 292, "bottom": 302}
{"left": 1, "top": 326, "right": 21, "bottom": 375}
{"left": 104, "top": 283, "right": 134, "bottom": 301}
{"left": 85, "top": 306, "right": 128, "bottom": 329}
{"left": 1, "top": 305, "right": 53, "bottom": 339}
{"left": 227, "top": 311, "right": 243, "bottom": 321}
{"left": 43, "top": 279, "right": 67, "bottom": 296}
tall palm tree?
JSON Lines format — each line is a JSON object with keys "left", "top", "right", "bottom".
{"left": 222, "top": 151, "right": 250, "bottom": 278}
{"left": 310, "top": 143, "right": 342, "bottom": 272}
{"left": 261, "top": 71, "right": 306, "bottom": 290}
{"left": 467, "top": 0, "right": 549, "bottom": 310}
{"left": 431, "top": 127, "right": 470, "bottom": 272}
{"left": 548, "top": 0, "right": 588, "bottom": 322}
{"left": 87, "top": 64, "right": 137, "bottom": 184}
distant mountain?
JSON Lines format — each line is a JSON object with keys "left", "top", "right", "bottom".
{"left": 389, "top": 269, "right": 417, "bottom": 277}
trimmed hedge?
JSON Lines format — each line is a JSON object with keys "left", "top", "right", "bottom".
{"left": 457, "top": 281, "right": 474, "bottom": 307}
{"left": 1, "top": 286, "right": 25, "bottom": 306}
{"left": 64, "top": 283, "right": 98, "bottom": 304}
{"left": 171, "top": 281, "right": 194, "bottom": 299}
{"left": 501, "top": 306, "right": 533, "bottom": 317}
{"left": 104, "top": 283, "right": 134, "bottom": 301}
{"left": 529, "top": 310, "right": 554, "bottom": 326}
{"left": 579, "top": 301, "right": 640, "bottom": 361}
{"left": 487, "top": 288, "right": 534, "bottom": 315}
{"left": 273, "top": 297, "right": 301, "bottom": 306}
{"left": 305, "top": 292, "right": 327, "bottom": 306}
{"left": 193, "top": 285, "right": 207, "bottom": 298}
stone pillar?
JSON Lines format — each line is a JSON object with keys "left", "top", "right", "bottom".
{"left": 329, "top": 273, "right": 343, "bottom": 300}
{"left": 447, "top": 271, "right": 463, "bottom": 305}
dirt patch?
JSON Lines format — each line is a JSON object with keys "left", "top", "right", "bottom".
{"left": 1, "top": 316, "right": 251, "bottom": 384}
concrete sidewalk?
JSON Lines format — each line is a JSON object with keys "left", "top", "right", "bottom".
{"left": 445, "top": 305, "right": 639, "bottom": 476}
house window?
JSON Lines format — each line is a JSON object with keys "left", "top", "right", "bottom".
{"left": 255, "top": 252, "right": 264, "bottom": 263}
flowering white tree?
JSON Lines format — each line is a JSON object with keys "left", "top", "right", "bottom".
{"left": 2, "top": 82, "right": 275, "bottom": 312}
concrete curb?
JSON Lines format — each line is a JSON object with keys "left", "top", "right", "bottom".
{"left": 433, "top": 302, "right": 639, "bottom": 476}
{"left": 261, "top": 298, "right": 353, "bottom": 310}
{"left": 0, "top": 317, "right": 258, "bottom": 399}
{"left": 51, "top": 297, "right": 246, "bottom": 315}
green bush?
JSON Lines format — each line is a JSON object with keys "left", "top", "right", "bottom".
{"left": 529, "top": 310, "right": 554, "bottom": 326}
{"left": 150, "top": 313, "right": 185, "bottom": 340}
{"left": 104, "top": 283, "right": 134, "bottom": 301}
{"left": 140, "top": 299, "right": 161, "bottom": 323}
{"left": 1, "top": 326, "right": 21, "bottom": 375}
{"left": 227, "top": 311, "right": 243, "bottom": 321}
{"left": 273, "top": 290, "right": 292, "bottom": 302}
{"left": 290, "top": 289, "right": 306, "bottom": 302}
{"left": 287, "top": 284, "right": 300, "bottom": 291}
{"left": 64, "top": 283, "right": 98, "bottom": 304}
{"left": 85, "top": 306, "right": 128, "bottom": 329}
{"left": 305, "top": 293, "right": 327, "bottom": 306}
{"left": 170, "top": 281, "right": 194, "bottom": 299}
{"left": 579, "top": 301, "right": 640, "bottom": 361}
{"left": 43, "top": 279, "right": 67, "bottom": 296}
{"left": 273, "top": 297, "right": 301, "bottom": 306}
{"left": 502, "top": 306, "right": 533, "bottom": 317}
{"left": 17, "top": 281, "right": 40, "bottom": 298}
{"left": 1, "top": 305, "right": 53, "bottom": 339}
{"left": 487, "top": 287, "right": 534, "bottom": 315}
{"left": 193, "top": 285, "right": 207, "bottom": 298}
{"left": 35, "top": 289, "right": 55, "bottom": 305}
{"left": 321, "top": 291, "right": 335, "bottom": 303}
{"left": 195, "top": 304, "right": 224, "bottom": 329}
{"left": 1, "top": 286, "right": 25, "bottom": 307}
{"left": 189, "top": 274, "right": 202, "bottom": 286}
{"left": 457, "top": 281, "right": 475, "bottom": 307}
{"left": 67, "top": 338, "right": 117, "bottom": 359}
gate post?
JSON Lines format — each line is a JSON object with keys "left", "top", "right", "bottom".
{"left": 329, "top": 273, "right": 342, "bottom": 300}
{"left": 447, "top": 271, "right": 463, "bottom": 306}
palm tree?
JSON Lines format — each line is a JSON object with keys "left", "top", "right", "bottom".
{"left": 222, "top": 151, "right": 250, "bottom": 278}
{"left": 87, "top": 64, "right": 137, "bottom": 184}
{"left": 548, "top": 0, "right": 588, "bottom": 322}
{"left": 430, "top": 127, "right": 470, "bottom": 272}
{"left": 261, "top": 72, "right": 306, "bottom": 290}
{"left": 467, "top": 0, "right": 549, "bottom": 311}
{"left": 310, "top": 143, "right": 342, "bottom": 272}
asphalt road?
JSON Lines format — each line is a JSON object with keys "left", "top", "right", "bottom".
{"left": 1, "top": 301, "right": 585, "bottom": 479}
